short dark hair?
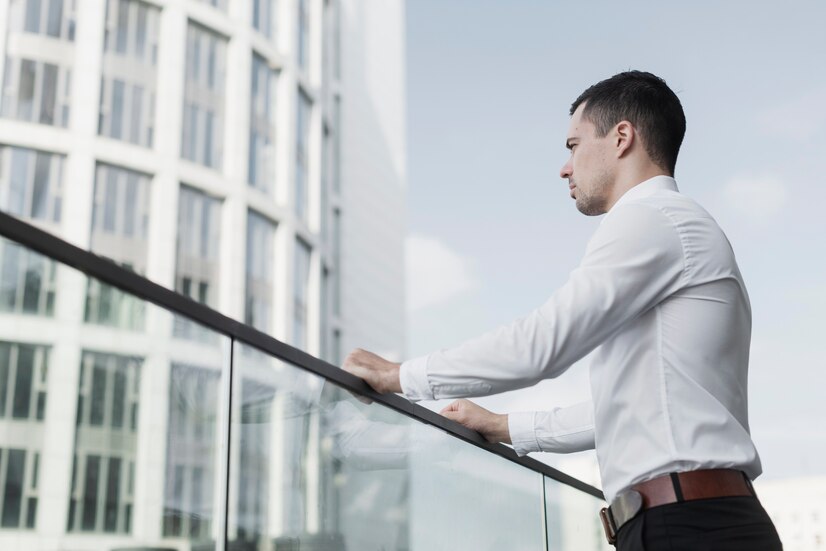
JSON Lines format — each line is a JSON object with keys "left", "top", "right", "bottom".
{"left": 570, "top": 71, "right": 686, "bottom": 175}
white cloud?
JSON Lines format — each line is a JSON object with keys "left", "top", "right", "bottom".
{"left": 757, "top": 88, "right": 826, "bottom": 141}
{"left": 405, "top": 234, "right": 480, "bottom": 312}
{"left": 721, "top": 175, "right": 787, "bottom": 218}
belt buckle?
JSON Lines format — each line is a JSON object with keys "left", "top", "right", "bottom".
{"left": 599, "top": 507, "right": 617, "bottom": 545}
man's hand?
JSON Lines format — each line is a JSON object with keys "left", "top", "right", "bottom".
{"left": 343, "top": 348, "right": 402, "bottom": 394}
{"left": 440, "top": 399, "right": 511, "bottom": 444}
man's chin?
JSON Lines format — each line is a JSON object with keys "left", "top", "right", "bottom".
{"left": 575, "top": 197, "right": 606, "bottom": 216}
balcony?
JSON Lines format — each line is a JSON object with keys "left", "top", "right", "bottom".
{"left": 0, "top": 210, "right": 607, "bottom": 550}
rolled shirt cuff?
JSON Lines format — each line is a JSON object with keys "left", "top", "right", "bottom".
{"left": 508, "top": 411, "right": 542, "bottom": 456}
{"left": 399, "top": 354, "right": 434, "bottom": 402}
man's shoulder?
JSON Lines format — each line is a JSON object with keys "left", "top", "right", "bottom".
{"left": 624, "top": 190, "right": 739, "bottom": 278}
{"left": 620, "top": 189, "right": 720, "bottom": 233}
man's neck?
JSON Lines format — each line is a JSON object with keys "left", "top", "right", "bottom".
{"left": 606, "top": 167, "right": 672, "bottom": 211}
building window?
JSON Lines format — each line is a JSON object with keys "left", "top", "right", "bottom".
{"left": 252, "top": 0, "right": 277, "bottom": 40}
{"left": 249, "top": 54, "right": 277, "bottom": 194}
{"left": 69, "top": 351, "right": 141, "bottom": 534}
{"left": 332, "top": 96, "right": 341, "bottom": 194}
{"left": 331, "top": 328, "right": 341, "bottom": 365}
{"left": 296, "top": 89, "right": 312, "bottom": 222}
{"left": 163, "top": 363, "right": 219, "bottom": 539}
{"left": 0, "top": 341, "right": 49, "bottom": 421}
{"left": 332, "top": 208, "right": 340, "bottom": 317}
{"left": 320, "top": 266, "right": 329, "bottom": 361}
{"left": 67, "top": 453, "right": 134, "bottom": 533}
{"left": 98, "top": 0, "right": 159, "bottom": 147}
{"left": 7, "top": 0, "right": 76, "bottom": 41}
{"left": 85, "top": 163, "right": 150, "bottom": 330}
{"left": 175, "top": 186, "right": 220, "bottom": 308}
{"left": 1, "top": 57, "right": 71, "bottom": 127}
{"left": 181, "top": 22, "right": 227, "bottom": 170}
{"left": 322, "top": 0, "right": 341, "bottom": 86}
{"left": 297, "top": 0, "right": 309, "bottom": 70}
{"left": 0, "top": 448, "right": 40, "bottom": 529}
{"left": 293, "top": 239, "right": 311, "bottom": 349}
{"left": 0, "top": 145, "right": 64, "bottom": 224}
{"left": 245, "top": 211, "right": 275, "bottom": 333}
{"left": 0, "top": 238, "right": 56, "bottom": 316}
{"left": 74, "top": 351, "right": 141, "bottom": 431}
{"left": 320, "top": 124, "right": 330, "bottom": 243}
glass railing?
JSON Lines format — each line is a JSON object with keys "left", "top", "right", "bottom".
{"left": 0, "top": 210, "right": 609, "bottom": 551}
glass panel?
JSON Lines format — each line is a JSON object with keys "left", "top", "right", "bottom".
{"left": 0, "top": 229, "right": 605, "bottom": 550}
{"left": 0, "top": 234, "right": 230, "bottom": 547}
{"left": 230, "top": 341, "right": 546, "bottom": 550}
{"left": 545, "top": 476, "right": 611, "bottom": 551}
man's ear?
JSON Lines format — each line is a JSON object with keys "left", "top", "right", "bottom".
{"left": 614, "top": 121, "right": 635, "bottom": 158}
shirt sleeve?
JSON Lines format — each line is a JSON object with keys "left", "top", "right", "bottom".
{"left": 400, "top": 202, "right": 686, "bottom": 401}
{"left": 508, "top": 401, "right": 596, "bottom": 455}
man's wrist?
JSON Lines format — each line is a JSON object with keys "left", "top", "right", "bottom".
{"left": 496, "top": 413, "right": 512, "bottom": 444}
{"left": 382, "top": 362, "right": 402, "bottom": 393}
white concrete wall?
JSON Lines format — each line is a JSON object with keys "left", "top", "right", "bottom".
{"left": 338, "top": 0, "right": 407, "bottom": 362}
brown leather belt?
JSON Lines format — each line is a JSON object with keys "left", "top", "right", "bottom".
{"left": 599, "top": 469, "right": 756, "bottom": 545}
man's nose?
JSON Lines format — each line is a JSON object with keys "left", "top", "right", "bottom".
{"left": 560, "top": 160, "right": 572, "bottom": 180}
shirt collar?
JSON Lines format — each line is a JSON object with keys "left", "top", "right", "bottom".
{"left": 610, "top": 175, "right": 679, "bottom": 211}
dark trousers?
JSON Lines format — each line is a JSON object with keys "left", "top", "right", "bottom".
{"left": 616, "top": 495, "right": 783, "bottom": 550}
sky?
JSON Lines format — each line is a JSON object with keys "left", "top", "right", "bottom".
{"left": 404, "top": 0, "right": 826, "bottom": 482}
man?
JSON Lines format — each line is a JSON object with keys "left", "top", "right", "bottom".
{"left": 344, "top": 71, "right": 782, "bottom": 549}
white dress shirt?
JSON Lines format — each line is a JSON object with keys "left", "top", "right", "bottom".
{"left": 400, "top": 176, "right": 762, "bottom": 502}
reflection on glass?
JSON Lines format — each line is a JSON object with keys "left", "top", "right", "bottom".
{"left": 0, "top": 231, "right": 608, "bottom": 550}
{"left": 163, "top": 363, "right": 221, "bottom": 541}
{"left": 68, "top": 351, "right": 141, "bottom": 533}
{"left": 0, "top": 235, "right": 229, "bottom": 549}
{"left": 545, "top": 476, "right": 611, "bottom": 551}
{"left": 0, "top": 238, "right": 56, "bottom": 316}
{"left": 231, "top": 342, "right": 547, "bottom": 550}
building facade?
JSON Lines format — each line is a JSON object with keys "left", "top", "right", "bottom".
{"left": 0, "top": 0, "right": 406, "bottom": 549}
{"left": 757, "top": 476, "right": 826, "bottom": 551}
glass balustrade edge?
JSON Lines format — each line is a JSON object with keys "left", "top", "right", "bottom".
{"left": 0, "top": 210, "right": 605, "bottom": 501}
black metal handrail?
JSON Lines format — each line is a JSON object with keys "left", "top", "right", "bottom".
{"left": 0, "top": 210, "right": 604, "bottom": 500}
